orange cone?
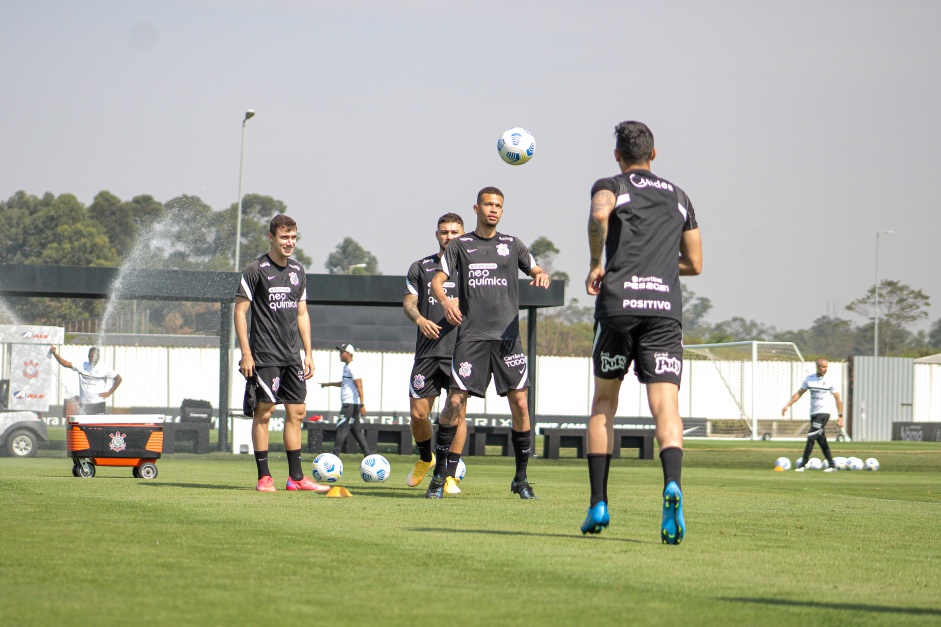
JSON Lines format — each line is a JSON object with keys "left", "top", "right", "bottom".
{"left": 326, "top": 486, "right": 353, "bottom": 497}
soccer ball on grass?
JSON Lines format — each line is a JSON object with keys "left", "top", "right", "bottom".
{"left": 774, "top": 457, "right": 791, "bottom": 471}
{"left": 312, "top": 453, "right": 343, "bottom": 483}
{"left": 865, "top": 457, "right": 880, "bottom": 471}
{"left": 360, "top": 454, "right": 391, "bottom": 482}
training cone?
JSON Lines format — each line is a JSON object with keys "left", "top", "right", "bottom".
{"left": 326, "top": 486, "right": 353, "bottom": 498}
{"left": 773, "top": 466, "right": 786, "bottom": 472}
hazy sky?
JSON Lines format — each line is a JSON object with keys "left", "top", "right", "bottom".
{"left": 3, "top": 0, "right": 939, "bottom": 332}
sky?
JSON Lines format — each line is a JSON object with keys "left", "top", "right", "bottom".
{"left": 2, "top": 0, "right": 940, "bottom": 333}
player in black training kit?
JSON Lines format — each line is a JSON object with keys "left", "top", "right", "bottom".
{"left": 581, "top": 122, "right": 702, "bottom": 542}
{"left": 402, "top": 213, "right": 469, "bottom": 495}
{"left": 429, "top": 187, "right": 551, "bottom": 500}
{"left": 235, "top": 214, "right": 329, "bottom": 494}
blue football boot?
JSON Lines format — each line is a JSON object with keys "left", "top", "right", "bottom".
{"left": 580, "top": 501, "right": 610, "bottom": 535}
{"left": 661, "top": 481, "right": 685, "bottom": 545}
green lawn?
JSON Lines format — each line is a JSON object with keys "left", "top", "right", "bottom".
{"left": 1, "top": 441, "right": 939, "bottom": 625}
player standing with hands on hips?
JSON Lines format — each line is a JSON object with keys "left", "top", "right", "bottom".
{"left": 781, "top": 358, "right": 844, "bottom": 472}
{"left": 235, "top": 214, "right": 329, "bottom": 493}
{"left": 582, "top": 121, "right": 702, "bottom": 542}
{"left": 430, "top": 187, "right": 551, "bottom": 500}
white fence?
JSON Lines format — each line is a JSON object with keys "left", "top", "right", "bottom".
{"left": 45, "top": 345, "right": 850, "bottom": 423}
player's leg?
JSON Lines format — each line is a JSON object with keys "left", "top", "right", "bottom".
{"left": 283, "top": 400, "right": 330, "bottom": 492}
{"left": 252, "top": 401, "right": 276, "bottom": 492}
{"left": 407, "top": 396, "right": 436, "bottom": 486}
{"left": 797, "top": 415, "right": 823, "bottom": 470}
{"left": 815, "top": 414, "right": 836, "bottom": 471}
{"left": 427, "top": 388, "right": 466, "bottom": 499}
{"left": 332, "top": 404, "right": 354, "bottom": 455}
{"left": 505, "top": 389, "right": 536, "bottom": 499}
{"left": 443, "top": 400, "right": 469, "bottom": 494}
{"left": 348, "top": 408, "right": 371, "bottom": 456}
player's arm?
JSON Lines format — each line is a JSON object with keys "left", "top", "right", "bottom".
{"left": 432, "top": 270, "right": 461, "bottom": 326}
{"left": 234, "top": 296, "right": 254, "bottom": 377}
{"left": 319, "top": 381, "right": 341, "bottom": 388}
{"left": 528, "top": 265, "right": 551, "bottom": 289}
{"left": 586, "top": 189, "right": 616, "bottom": 295}
{"left": 781, "top": 388, "right": 806, "bottom": 416}
{"left": 49, "top": 346, "right": 72, "bottom": 369}
{"left": 297, "top": 300, "right": 315, "bottom": 380}
{"left": 354, "top": 378, "right": 365, "bottom": 416}
{"left": 833, "top": 391, "right": 845, "bottom": 428}
{"left": 100, "top": 374, "right": 123, "bottom": 399}
{"left": 404, "top": 294, "right": 440, "bottom": 339}
{"left": 679, "top": 228, "right": 702, "bottom": 276}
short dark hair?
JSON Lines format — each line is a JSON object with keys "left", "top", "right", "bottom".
{"left": 476, "top": 186, "right": 504, "bottom": 205}
{"left": 269, "top": 214, "right": 297, "bottom": 235}
{"left": 614, "top": 121, "right": 655, "bottom": 165}
{"left": 437, "top": 212, "right": 464, "bottom": 228}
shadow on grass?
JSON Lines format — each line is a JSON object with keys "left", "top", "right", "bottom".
{"left": 720, "top": 597, "right": 941, "bottom": 617}
{"left": 140, "top": 482, "right": 250, "bottom": 491}
{"left": 407, "top": 526, "right": 646, "bottom": 544}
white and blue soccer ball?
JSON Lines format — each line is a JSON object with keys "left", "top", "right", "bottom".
{"left": 865, "top": 457, "right": 880, "bottom": 471}
{"left": 774, "top": 457, "right": 792, "bottom": 471}
{"left": 360, "top": 454, "right": 391, "bottom": 482}
{"left": 807, "top": 457, "right": 823, "bottom": 471}
{"left": 455, "top": 458, "right": 467, "bottom": 481}
{"left": 833, "top": 456, "right": 848, "bottom": 470}
{"left": 312, "top": 453, "right": 343, "bottom": 483}
{"left": 497, "top": 127, "right": 536, "bottom": 165}
{"left": 846, "top": 457, "right": 864, "bottom": 471}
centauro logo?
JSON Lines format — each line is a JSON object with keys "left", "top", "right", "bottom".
{"left": 654, "top": 352, "right": 682, "bottom": 376}
{"left": 600, "top": 352, "right": 627, "bottom": 373}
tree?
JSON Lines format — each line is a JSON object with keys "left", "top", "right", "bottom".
{"left": 324, "top": 237, "right": 381, "bottom": 274}
{"left": 224, "top": 194, "right": 313, "bottom": 269}
{"left": 88, "top": 190, "right": 137, "bottom": 258}
{"left": 704, "top": 317, "right": 777, "bottom": 343}
{"left": 846, "top": 280, "right": 930, "bottom": 356}
{"left": 681, "top": 284, "right": 713, "bottom": 343}
{"left": 777, "top": 315, "right": 857, "bottom": 360}
{"left": 529, "top": 235, "right": 569, "bottom": 285}
{"left": 929, "top": 318, "right": 941, "bottom": 351}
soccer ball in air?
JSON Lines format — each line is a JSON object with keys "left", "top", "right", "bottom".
{"left": 360, "top": 454, "right": 391, "bottom": 482}
{"left": 774, "top": 457, "right": 791, "bottom": 471}
{"left": 865, "top": 457, "right": 880, "bottom": 471}
{"left": 497, "top": 127, "right": 536, "bottom": 165}
{"left": 806, "top": 457, "right": 823, "bottom": 471}
{"left": 312, "top": 453, "right": 343, "bottom": 483}
{"left": 846, "top": 457, "right": 864, "bottom": 471}
{"left": 455, "top": 458, "right": 467, "bottom": 481}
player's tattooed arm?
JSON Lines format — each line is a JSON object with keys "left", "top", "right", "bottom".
{"left": 586, "top": 189, "right": 615, "bottom": 295}
{"left": 403, "top": 294, "right": 441, "bottom": 339}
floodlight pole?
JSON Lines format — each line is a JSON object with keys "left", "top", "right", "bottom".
{"left": 233, "top": 109, "right": 256, "bottom": 271}
{"left": 874, "top": 230, "right": 894, "bottom": 358}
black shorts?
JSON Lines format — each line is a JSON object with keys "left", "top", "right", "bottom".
{"left": 592, "top": 317, "right": 683, "bottom": 386}
{"left": 809, "top": 413, "right": 831, "bottom": 437}
{"left": 451, "top": 339, "right": 528, "bottom": 398}
{"left": 254, "top": 364, "right": 307, "bottom": 405}
{"left": 409, "top": 356, "right": 451, "bottom": 399}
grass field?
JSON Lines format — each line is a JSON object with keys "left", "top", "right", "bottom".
{"left": 1, "top": 440, "right": 940, "bottom": 625}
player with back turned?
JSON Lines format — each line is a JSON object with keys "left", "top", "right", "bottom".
{"left": 402, "top": 212, "right": 468, "bottom": 494}
{"left": 582, "top": 121, "right": 702, "bottom": 543}
{"left": 430, "top": 187, "right": 551, "bottom": 500}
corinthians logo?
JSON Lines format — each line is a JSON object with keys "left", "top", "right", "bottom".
{"left": 22, "top": 360, "right": 40, "bottom": 379}
{"left": 412, "top": 374, "right": 426, "bottom": 390}
{"left": 458, "top": 362, "right": 472, "bottom": 378}
{"left": 109, "top": 431, "right": 127, "bottom": 453}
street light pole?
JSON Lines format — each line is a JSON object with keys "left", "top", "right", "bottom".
{"left": 874, "top": 230, "right": 894, "bottom": 358}
{"left": 233, "top": 109, "right": 256, "bottom": 271}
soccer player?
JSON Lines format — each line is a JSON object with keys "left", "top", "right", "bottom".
{"left": 582, "top": 121, "right": 702, "bottom": 543}
{"left": 781, "top": 358, "right": 844, "bottom": 472}
{"left": 50, "top": 346, "right": 122, "bottom": 415}
{"left": 320, "top": 343, "right": 372, "bottom": 457}
{"left": 235, "top": 214, "right": 328, "bottom": 493}
{"left": 429, "top": 187, "right": 551, "bottom": 500}
{"left": 403, "top": 213, "right": 468, "bottom": 494}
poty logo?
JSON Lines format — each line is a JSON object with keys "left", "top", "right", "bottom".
{"left": 23, "top": 360, "right": 40, "bottom": 379}
{"left": 289, "top": 272, "right": 300, "bottom": 286}
{"left": 600, "top": 352, "right": 627, "bottom": 373}
{"left": 629, "top": 173, "right": 674, "bottom": 192}
{"left": 654, "top": 352, "right": 682, "bottom": 376}
{"left": 108, "top": 432, "right": 127, "bottom": 453}
{"left": 496, "top": 244, "right": 510, "bottom": 257}
{"left": 459, "top": 362, "right": 472, "bottom": 378}
{"left": 412, "top": 374, "right": 426, "bottom": 390}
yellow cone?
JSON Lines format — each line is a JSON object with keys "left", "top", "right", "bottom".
{"left": 773, "top": 466, "right": 785, "bottom": 472}
{"left": 326, "top": 486, "right": 353, "bottom": 497}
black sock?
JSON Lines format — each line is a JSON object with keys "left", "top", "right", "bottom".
{"left": 660, "top": 447, "right": 683, "bottom": 490}
{"left": 511, "top": 430, "right": 531, "bottom": 483}
{"left": 446, "top": 452, "right": 462, "bottom": 478}
{"left": 286, "top": 448, "right": 303, "bottom": 481}
{"left": 416, "top": 437, "right": 433, "bottom": 464}
{"left": 254, "top": 450, "right": 271, "bottom": 480}
{"left": 588, "top": 454, "right": 610, "bottom": 508}
{"left": 434, "top": 425, "right": 456, "bottom": 478}
{"left": 800, "top": 439, "right": 815, "bottom": 466}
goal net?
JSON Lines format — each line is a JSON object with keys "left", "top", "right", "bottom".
{"left": 682, "top": 341, "right": 835, "bottom": 440}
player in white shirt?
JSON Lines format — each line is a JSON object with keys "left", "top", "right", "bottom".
{"left": 781, "top": 358, "right": 844, "bottom": 471}
{"left": 50, "top": 346, "right": 122, "bottom": 414}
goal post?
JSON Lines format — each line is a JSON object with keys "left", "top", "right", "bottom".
{"left": 682, "top": 341, "right": 811, "bottom": 440}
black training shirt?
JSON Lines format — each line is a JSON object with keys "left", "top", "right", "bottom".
{"left": 591, "top": 169, "right": 698, "bottom": 322}
{"left": 405, "top": 253, "right": 459, "bottom": 358}
{"left": 237, "top": 253, "right": 307, "bottom": 367}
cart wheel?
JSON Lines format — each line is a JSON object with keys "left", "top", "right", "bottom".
{"left": 836, "top": 434, "right": 845, "bottom": 442}
{"left": 72, "top": 462, "right": 81, "bottom": 477}
{"left": 78, "top": 463, "right": 95, "bottom": 478}
{"left": 139, "top": 462, "right": 158, "bottom": 480}
{"left": 132, "top": 467, "right": 141, "bottom": 478}
{"left": 761, "top": 433, "right": 772, "bottom": 441}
